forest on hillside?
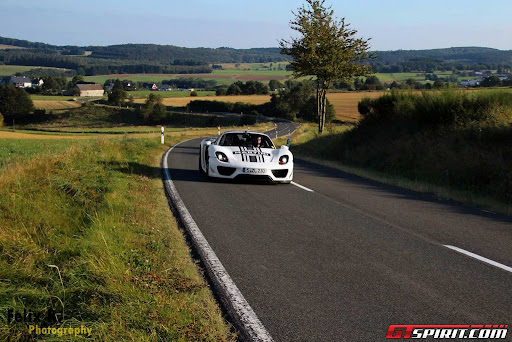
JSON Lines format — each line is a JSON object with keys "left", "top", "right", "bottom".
{"left": 0, "top": 36, "right": 511, "bottom": 76}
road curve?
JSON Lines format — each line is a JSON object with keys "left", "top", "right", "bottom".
{"left": 165, "top": 126, "right": 512, "bottom": 341}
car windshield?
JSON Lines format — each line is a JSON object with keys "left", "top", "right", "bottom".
{"left": 219, "top": 133, "right": 274, "bottom": 148}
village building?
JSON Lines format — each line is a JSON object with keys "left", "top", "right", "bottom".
{"left": 32, "top": 78, "right": 44, "bottom": 88}
{"left": 74, "top": 83, "right": 104, "bottom": 97}
{"left": 159, "top": 84, "right": 172, "bottom": 91}
{"left": 7, "top": 76, "right": 32, "bottom": 88}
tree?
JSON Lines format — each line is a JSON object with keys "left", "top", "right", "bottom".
{"left": 480, "top": 76, "right": 501, "bottom": 87}
{"left": 269, "top": 80, "right": 284, "bottom": 91}
{"left": 280, "top": 0, "right": 373, "bottom": 132}
{"left": 0, "top": 85, "right": 34, "bottom": 121}
{"left": 42, "top": 76, "right": 56, "bottom": 93}
{"left": 108, "top": 79, "right": 127, "bottom": 106}
{"left": 226, "top": 83, "right": 242, "bottom": 95}
{"left": 141, "top": 93, "right": 166, "bottom": 123}
{"left": 433, "top": 79, "right": 445, "bottom": 89}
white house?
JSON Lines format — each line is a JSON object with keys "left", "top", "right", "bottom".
{"left": 9, "top": 76, "right": 32, "bottom": 88}
{"left": 460, "top": 78, "right": 482, "bottom": 87}
{"left": 32, "top": 78, "right": 44, "bottom": 88}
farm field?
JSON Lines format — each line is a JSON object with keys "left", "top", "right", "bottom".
{"left": 0, "top": 44, "right": 26, "bottom": 49}
{"left": 0, "top": 65, "right": 71, "bottom": 76}
{"left": 83, "top": 73, "right": 287, "bottom": 85}
{"left": 327, "top": 91, "right": 385, "bottom": 121}
{"left": 217, "top": 62, "right": 289, "bottom": 70}
{"left": 134, "top": 94, "right": 272, "bottom": 107}
{"left": 32, "top": 100, "right": 82, "bottom": 110}
{"left": 133, "top": 92, "right": 386, "bottom": 122}
{"left": 30, "top": 94, "right": 78, "bottom": 101}
{"left": 127, "top": 90, "right": 215, "bottom": 98}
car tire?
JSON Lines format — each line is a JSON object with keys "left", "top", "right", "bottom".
{"left": 198, "top": 154, "right": 204, "bottom": 174}
{"left": 205, "top": 158, "right": 212, "bottom": 180}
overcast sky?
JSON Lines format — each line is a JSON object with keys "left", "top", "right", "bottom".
{"left": 1, "top": 0, "right": 511, "bottom": 51}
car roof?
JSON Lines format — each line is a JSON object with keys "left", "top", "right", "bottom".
{"left": 222, "top": 130, "right": 270, "bottom": 137}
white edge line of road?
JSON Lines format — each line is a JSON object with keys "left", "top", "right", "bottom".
{"left": 162, "top": 139, "right": 274, "bottom": 342}
{"left": 291, "top": 181, "right": 314, "bottom": 192}
{"left": 444, "top": 245, "right": 512, "bottom": 273}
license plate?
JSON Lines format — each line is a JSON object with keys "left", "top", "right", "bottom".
{"left": 243, "top": 168, "right": 266, "bottom": 174}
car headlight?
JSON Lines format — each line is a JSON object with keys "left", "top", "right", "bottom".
{"left": 215, "top": 151, "right": 228, "bottom": 162}
{"left": 279, "top": 155, "right": 289, "bottom": 165}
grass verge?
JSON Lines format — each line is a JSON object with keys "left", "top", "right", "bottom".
{"left": 0, "top": 136, "right": 235, "bottom": 341}
{"left": 285, "top": 123, "right": 512, "bottom": 216}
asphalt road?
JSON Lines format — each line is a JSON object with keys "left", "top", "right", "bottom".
{"left": 166, "top": 125, "right": 512, "bottom": 341}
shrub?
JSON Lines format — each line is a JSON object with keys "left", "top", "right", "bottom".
{"left": 357, "top": 89, "right": 512, "bottom": 127}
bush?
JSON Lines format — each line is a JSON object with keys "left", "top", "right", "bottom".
{"left": 0, "top": 112, "right": 3, "bottom": 127}
{"left": 357, "top": 97, "right": 372, "bottom": 117}
{"left": 190, "top": 90, "right": 198, "bottom": 97}
{"left": 357, "top": 89, "right": 512, "bottom": 127}
{"left": 239, "top": 115, "right": 256, "bottom": 126}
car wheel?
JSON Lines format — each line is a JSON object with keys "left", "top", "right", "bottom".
{"left": 198, "top": 154, "right": 204, "bottom": 174}
{"left": 205, "top": 158, "right": 212, "bottom": 180}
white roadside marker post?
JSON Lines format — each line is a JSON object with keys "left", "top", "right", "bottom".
{"left": 161, "top": 126, "right": 165, "bottom": 145}
{"left": 218, "top": 125, "right": 220, "bottom": 136}
{"left": 274, "top": 123, "right": 278, "bottom": 139}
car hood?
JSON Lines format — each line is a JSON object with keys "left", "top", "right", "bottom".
{"left": 215, "top": 146, "right": 289, "bottom": 164}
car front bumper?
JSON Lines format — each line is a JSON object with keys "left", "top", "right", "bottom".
{"left": 208, "top": 158, "right": 293, "bottom": 183}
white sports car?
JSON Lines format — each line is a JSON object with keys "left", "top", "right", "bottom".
{"left": 199, "top": 130, "right": 293, "bottom": 183}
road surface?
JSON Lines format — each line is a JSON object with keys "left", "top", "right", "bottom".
{"left": 165, "top": 125, "right": 512, "bottom": 341}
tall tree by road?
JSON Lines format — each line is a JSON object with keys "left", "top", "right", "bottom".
{"left": 280, "top": 0, "right": 374, "bottom": 132}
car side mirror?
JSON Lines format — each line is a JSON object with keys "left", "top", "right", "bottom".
{"left": 280, "top": 145, "right": 289, "bottom": 150}
{"left": 206, "top": 141, "right": 212, "bottom": 146}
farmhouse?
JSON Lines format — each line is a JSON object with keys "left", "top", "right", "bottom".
{"left": 159, "top": 84, "right": 172, "bottom": 91}
{"left": 32, "top": 78, "right": 44, "bottom": 88}
{"left": 7, "top": 76, "right": 32, "bottom": 88}
{"left": 74, "top": 83, "right": 104, "bottom": 97}
{"left": 460, "top": 79, "right": 482, "bottom": 87}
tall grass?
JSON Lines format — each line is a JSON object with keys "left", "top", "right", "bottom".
{"left": 293, "top": 89, "right": 512, "bottom": 209}
{"left": 358, "top": 89, "right": 512, "bottom": 126}
{"left": 0, "top": 137, "right": 235, "bottom": 341}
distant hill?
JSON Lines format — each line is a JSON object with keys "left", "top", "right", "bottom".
{"left": 0, "top": 36, "right": 287, "bottom": 64}
{"left": 373, "top": 47, "right": 512, "bottom": 64}
{"left": 0, "top": 36, "right": 511, "bottom": 76}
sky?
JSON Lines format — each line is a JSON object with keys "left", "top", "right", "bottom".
{"left": 0, "top": 0, "right": 511, "bottom": 51}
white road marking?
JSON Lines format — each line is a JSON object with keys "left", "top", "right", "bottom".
{"left": 291, "top": 181, "right": 314, "bottom": 192}
{"left": 163, "top": 139, "right": 274, "bottom": 341}
{"left": 444, "top": 245, "right": 512, "bottom": 273}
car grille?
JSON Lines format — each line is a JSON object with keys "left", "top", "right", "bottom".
{"left": 217, "top": 166, "right": 236, "bottom": 176}
{"left": 271, "top": 169, "right": 288, "bottom": 178}
{"left": 234, "top": 174, "right": 272, "bottom": 182}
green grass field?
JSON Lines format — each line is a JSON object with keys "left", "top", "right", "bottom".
{"left": 0, "top": 65, "right": 71, "bottom": 76}
{"left": 212, "top": 69, "right": 291, "bottom": 77}
{"left": 0, "top": 138, "right": 78, "bottom": 168}
{"left": 30, "top": 94, "right": 78, "bottom": 101}
{"left": 82, "top": 75, "right": 235, "bottom": 85}
{"left": 0, "top": 137, "right": 235, "bottom": 341}
{"left": 217, "top": 62, "right": 290, "bottom": 71}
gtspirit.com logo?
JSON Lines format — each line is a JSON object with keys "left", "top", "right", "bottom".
{"left": 386, "top": 324, "right": 508, "bottom": 339}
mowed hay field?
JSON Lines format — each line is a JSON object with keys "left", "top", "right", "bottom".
{"left": 136, "top": 92, "right": 386, "bottom": 122}
{"left": 32, "top": 100, "right": 82, "bottom": 110}
{"left": 327, "top": 91, "right": 385, "bottom": 121}
{"left": 134, "top": 95, "right": 272, "bottom": 107}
